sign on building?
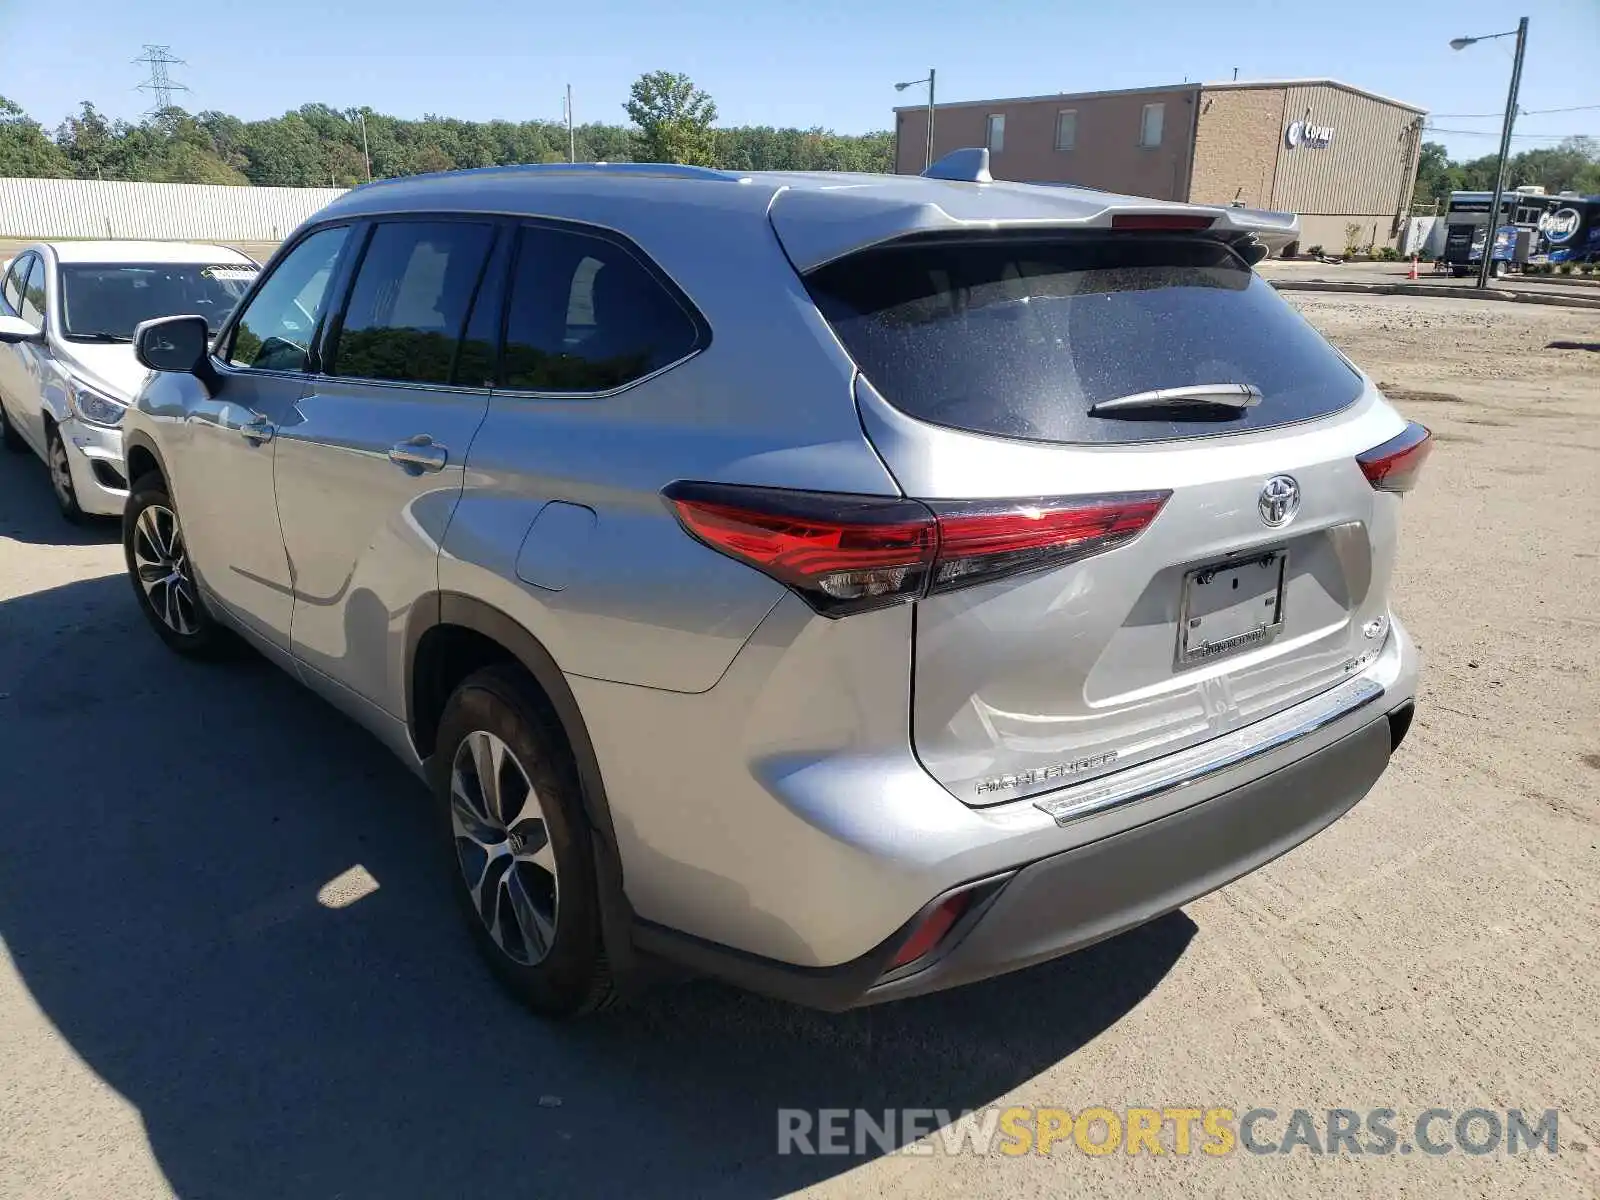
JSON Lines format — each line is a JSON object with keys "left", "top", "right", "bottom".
{"left": 1285, "top": 120, "right": 1335, "bottom": 149}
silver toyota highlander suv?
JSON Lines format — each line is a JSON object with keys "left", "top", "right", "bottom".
{"left": 120, "top": 153, "right": 1427, "bottom": 1017}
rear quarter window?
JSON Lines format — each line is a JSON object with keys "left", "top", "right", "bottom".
{"left": 805, "top": 236, "right": 1363, "bottom": 444}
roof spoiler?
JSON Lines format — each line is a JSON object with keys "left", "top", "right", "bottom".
{"left": 769, "top": 156, "right": 1303, "bottom": 271}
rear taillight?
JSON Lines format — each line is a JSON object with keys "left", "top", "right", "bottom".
{"left": 1357, "top": 422, "right": 1432, "bottom": 492}
{"left": 928, "top": 494, "right": 1172, "bottom": 593}
{"left": 663, "top": 482, "right": 1169, "bottom": 616}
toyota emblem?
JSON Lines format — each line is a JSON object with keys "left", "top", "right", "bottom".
{"left": 1258, "top": 475, "right": 1300, "bottom": 527}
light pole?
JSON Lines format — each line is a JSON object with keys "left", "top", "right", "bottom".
{"left": 895, "top": 69, "right": 936, "bottom": 171}
{"left": 355, "top": 111, "right": 371, "bottom": 183}
{"left": 1450, "top": 17, "right": 1528, "bottom": 288}
{"left": 565, "top": 84, "right": 575, "bottom": 163}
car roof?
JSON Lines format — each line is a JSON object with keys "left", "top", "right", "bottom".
{"left": 320, "top": 159, "right": 1299, "bottom": 273}
{"left": 326, "top": 161, "right": 1138, "bottom": 224}
{"left": 43, "top": 241, "right": 255, "bottom": 265}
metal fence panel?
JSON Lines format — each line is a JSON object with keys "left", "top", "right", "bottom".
{"left": 0, "top": 177, "right": 347, "bottom": 241}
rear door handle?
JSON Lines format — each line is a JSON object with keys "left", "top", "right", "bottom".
{"left": 387, "top": 435, "right": 448, "bottom": 473}
{"left": 240, "top": 415, "right": 275, "bottom": 444}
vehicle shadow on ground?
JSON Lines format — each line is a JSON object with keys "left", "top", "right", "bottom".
{"left": 0, "top": 573, "right": 1193, "bottom": 1200}
{"left": 0, "top": 450, "right": 120, "bottom": 545}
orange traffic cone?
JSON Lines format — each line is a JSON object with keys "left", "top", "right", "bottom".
{"left": 1407, "top": 255, "right": 1419, "bottom": 280}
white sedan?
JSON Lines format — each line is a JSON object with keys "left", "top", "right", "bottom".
{"left": 0, "top": 241, "right": 259, "bottom": 521}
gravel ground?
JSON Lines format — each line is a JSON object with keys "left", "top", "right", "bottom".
{"left": 1260, "top": 257, "right": 1600, "bottom": 296}
{"left": 0, "top": 293, "right": 1597, "bottom": 1200}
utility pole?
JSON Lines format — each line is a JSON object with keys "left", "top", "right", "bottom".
{"left": 569, "top": 83, "right": 582, "bottom": 163}
{"left": 1450, "top": 17, "right": 1529, "bottom": 288}
{"left": 358, "top": 111, "right": 371, "bottom": 182}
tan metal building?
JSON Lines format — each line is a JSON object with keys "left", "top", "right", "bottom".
{"left": 894, "top": 79, "right": 1427, "bottom": 251}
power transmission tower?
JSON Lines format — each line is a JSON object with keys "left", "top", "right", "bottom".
{"left": 134, "top": 45, "right": 190, "bottom": 117}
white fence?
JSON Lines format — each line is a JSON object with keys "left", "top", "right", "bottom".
{"left": 0, "top": 177, "right": 347, "bottom": 241}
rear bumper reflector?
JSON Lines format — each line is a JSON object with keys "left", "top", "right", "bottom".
{"left": 1033, "top": 677, "right": 1385, "bottom": 827}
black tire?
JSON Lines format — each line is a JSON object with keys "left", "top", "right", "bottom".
{"left": 45, "top": 422, "right": 84, "bottom": 524}
{"left": 0, "top": 401, "right": 24, "bottom": 453}
{"left": 123, "top": 472, "right": 236, "bottom": 658}
{"left": 430, "top": 664, "right": 617, "bottom": 1018}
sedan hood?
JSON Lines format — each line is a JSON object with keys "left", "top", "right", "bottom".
{"left": 54, "top": 341, "right": 149, "bottom": 401}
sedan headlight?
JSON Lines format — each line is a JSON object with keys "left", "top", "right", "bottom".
{"left": 68, "top": 378, "right": 128, "bottom": 428}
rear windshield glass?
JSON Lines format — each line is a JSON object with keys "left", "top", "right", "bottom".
{"left": 805, "top": 237, "right": 1362, "bottom": 444}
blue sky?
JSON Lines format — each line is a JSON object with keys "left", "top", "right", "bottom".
{"left": 3, "top": 0, "right": 1596, "bottom": 161}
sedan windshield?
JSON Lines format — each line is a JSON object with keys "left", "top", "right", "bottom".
{"left": 60, "top": 262, "right": 259, "bottom": 342}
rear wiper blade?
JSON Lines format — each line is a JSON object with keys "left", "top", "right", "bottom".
{"left": 68, "top": 332, "right": 134, "bottom": 343}
{"left": 1089, "top": 383, "right": 1263, "bottom": 417}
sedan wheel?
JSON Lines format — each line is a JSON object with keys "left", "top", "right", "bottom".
{"left": 450, "top": 729, "right": 560, "bottom": 966}
{"left": 0, "top": 403, "right": 24, "bottom": 452}
{"left": 46, "top": 425, "right": 84, "bottom": 522}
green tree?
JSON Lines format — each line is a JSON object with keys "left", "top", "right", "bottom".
{"left": 625, "top": 70, "right": 718, "bottom": 165}
{"left": 241, "top": 113, "right": 326, "bottom": 186}
{"left": 1, "top": 87, "right": 896, "bottom": 186}
{"left": 1412, "top": 141, "right": 1454, "bottom": 207}
{"left": 55, "top": 102, "right": 123, "bottom": 179}
{"left": 0, "top": 96, "right": 71, "bottom": 177}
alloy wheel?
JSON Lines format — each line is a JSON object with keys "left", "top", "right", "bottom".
{"left": 132, "top": 504, "right": 200, "bottom": 636}
{"left": 450, "top": 730, "right": 560, "bottom": 965}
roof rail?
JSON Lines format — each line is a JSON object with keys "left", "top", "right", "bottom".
{"left": 922, "top": 147, "right": 993, "bottom": 184}
{"left": 496, "top": 161, "right": 748, "bottom": 182}
{"left": 345, "top": 161, "right": 749, "bottom": 192}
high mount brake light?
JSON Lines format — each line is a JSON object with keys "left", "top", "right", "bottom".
{"left": 1357, "top": 422, "right": 1432, "bottom": 492}
{"left": 663, "top": 482, "right": 1170, "bottom": 617}
{"left": 1111, "top": 213, "right": 1216, "bottom": 231}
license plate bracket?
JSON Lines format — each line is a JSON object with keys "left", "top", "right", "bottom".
{"left": 1177, "top": 550, "right": 1286, "bottom": 666}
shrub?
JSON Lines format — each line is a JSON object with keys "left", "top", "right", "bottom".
{"left": 1558, "top": 263, "right": 1574, "bottom": 275}
{"left": 1376, "top": 246, "right": 1401, "bottom": 261}
{"left": 1307, "top": 244, "right": 1325, "bottom": 257}
{"left": 1343, "top": 223, "right": 1364, "bottom": 255}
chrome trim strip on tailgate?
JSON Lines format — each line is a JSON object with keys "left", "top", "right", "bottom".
{"left": 1033, "top": 677, "right": 1385, "bottom": 827}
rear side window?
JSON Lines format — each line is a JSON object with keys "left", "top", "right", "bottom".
{"left": 331, "top": 220, "right": 496, "bottom": 385}
{"left": 19, "top": 256, "right": 46, "bottom": 327}
{"left": 500, "top": 224, "right": 700, "bottom": 393}
{"left": 2, "top": 255, "right": 28, "bottom": 314}
{"left": 806, "top": 237, "right": 1362, "bottom": 444}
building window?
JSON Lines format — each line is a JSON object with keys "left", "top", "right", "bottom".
{"left": 1055, "top": 109, "right": 1077, "bottom": 152}
{"left": 1139, "top": 102, "right": 1164, "bottom": 148}
{"left": 986, "top": 114, "right": 1005, "bottom": 154}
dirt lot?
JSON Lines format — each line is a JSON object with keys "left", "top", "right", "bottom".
{"left": 0, "top": 294, "right": 1597, "bottom": 1200}
{"left": 1261, "top": 257, "right": 1600, "bottom": 297}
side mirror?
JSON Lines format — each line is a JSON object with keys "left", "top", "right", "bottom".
{"left": 135, "top": 314, "right": 211, "bottom": 373}
{"left": 0, "top": 314, "right": 43, "bottom": 345}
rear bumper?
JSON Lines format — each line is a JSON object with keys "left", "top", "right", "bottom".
{"left": 637, "top": 706, "right": 1402, "bottom": 1010}
{"left": 864, "top": 709, "right": 1395, "bottom": 1004}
